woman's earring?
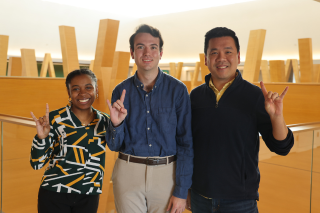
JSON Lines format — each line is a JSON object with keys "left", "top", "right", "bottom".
{"left": 68, "top": 97, "right": 72, "bottom": 103}
{"left": 96, "top": 94, "right": 99, "bottom": 99}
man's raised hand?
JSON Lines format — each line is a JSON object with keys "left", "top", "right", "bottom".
{"left": 30, "top": 103, "right": 50, "bottom": 139}
{"left": 107, "top": 89, "right": 127, "bottom": 127}
{"left": 260, "top": 81, "right": 288, "bottom": 119}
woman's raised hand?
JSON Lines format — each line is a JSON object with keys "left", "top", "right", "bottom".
{"left": 30, "top": 103, "right": 50, "bottom": 139}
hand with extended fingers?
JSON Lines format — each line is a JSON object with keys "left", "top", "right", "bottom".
{"left": 107, "top": 89, "right": 127, "bottom": 127}
{"left": 260, "top": 81, "right": 288, "bottom": 119}
{"left": 30, "top": 103, "right": 50, "bottom": 140}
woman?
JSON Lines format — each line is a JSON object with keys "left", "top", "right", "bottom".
{"left": 30, "top": 69, "right": 126, "bottom": 213}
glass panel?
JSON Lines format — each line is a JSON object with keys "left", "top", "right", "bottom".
{"left": 312, "top": 129, "right": 320, "bottom": 212}
{"left": 258, "top": 131, "right": 313, "bottom": 212}
{"left": 2, "top": 122, "right": 40, "bottom": 212}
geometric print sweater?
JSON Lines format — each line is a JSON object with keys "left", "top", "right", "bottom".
{"left": 30, "top": 104, "right": 116, "bottom": 195}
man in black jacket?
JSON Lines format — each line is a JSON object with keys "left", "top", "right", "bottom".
{"left": 187, "top": 27, "right": 294, "bottom": 212}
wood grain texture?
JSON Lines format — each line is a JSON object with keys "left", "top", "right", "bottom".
{"left": 175, "top": 62, "right": 183, "bottom": 80}
{"left": 298, "top": 38, "right": 313, "bottom": 82}
{"left": 40, "top": 53, "right": 55, "bottom": 77}
{"left": 260, "top": 60, "right": 270, "bottom": 83}
{"left": 21, "top": 49, "right": 38, "bottom": 77}
{"left": 242, "top": 29, "right": 266, "bottom": 82}
{"left": 7, "top": 57, "right": 22, "bottom": 76}
{"left": 313, "top": 64, "right": 320, "bottom": 83}
{"left": 169, "top": 62, "right": 176, "bottom": 77}
{"left": 292, "top": 59, "right": 300, "bottom": 83}
{"left": 253, "top": 82, "right": 320, "bottom": 125}
{"left": 285, "top": 59, "right": 293, "bottom": 82}
{"left": 269, "top": 60, "right": 286, "bottom": 82}
{"left": 199, "top": 53, "right": 210, "bottom": 83}
{"left": 59, "top": 26, "right": 80, "bottom": 76}
{"left": 191, "top": 62, "right": 201, "bottom": 90}
{"left": 130, "top": 63, "right": 137, "bottom": 76}
{"left": 0, "top": 35, "right": 9, "bottom": 76}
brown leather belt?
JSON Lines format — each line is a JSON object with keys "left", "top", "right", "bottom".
{"left": 118, "top": 153, "right": 177, "bottom": 166}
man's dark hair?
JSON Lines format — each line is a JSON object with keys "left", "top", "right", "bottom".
{"left": 65, "top": 69, "right": 97, "bottom": 90}
{"left": 129, "top": 24, "right": 164, "bottom": 52}
{"left": 204, "top": 27, "right": 240, "bottom": 55}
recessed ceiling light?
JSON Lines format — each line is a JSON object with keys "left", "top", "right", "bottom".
{"left": 42, "top": 0, "right": 256, "bottom": 18}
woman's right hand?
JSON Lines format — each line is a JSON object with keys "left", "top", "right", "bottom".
{"left": 30, "top": 103, "right": 50, "bottom": 139}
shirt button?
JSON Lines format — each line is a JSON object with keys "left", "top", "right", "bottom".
{"left": 147, "top": 111, "right": 149, "bottom": 113}
{"left": 137, "top": 85, "right": 138, "bottom": 87}
{"left": 146, "top": 94, "right": 148, "bottom": 97}
{"left": 141, "top": 84, "right": 143, "bottom": 87}
{"left": 149, "top": 144, "right": 152, "bottom": 147}
{"left": 147, "top": 127, "right": 150, "bottom": 130}
{"left": 113, "top": 138, "right": 114, "bottom": 139}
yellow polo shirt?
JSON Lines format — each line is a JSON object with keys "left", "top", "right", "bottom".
{"left": 209, "top": 73, "right": 238, "bottom": 102}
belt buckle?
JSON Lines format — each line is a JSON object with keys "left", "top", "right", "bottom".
{"left": 147, "top": 158, "right": 160, "bottom": 165}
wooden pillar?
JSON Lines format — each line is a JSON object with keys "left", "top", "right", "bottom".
{"left": 169, "top": 63, "right": 176, "bottom": 77}
{"left": 40, "top": 53, "right": 55, "bottom": 77}
{"left": 21, "top": 49, "right": 38, "bottom": 77}
{"left": 191, "top": 62, "right": 201, "bottom": 90}
{"left": 92, "top": 19, "right": 119, "bottom": 113}
{"left": 130, "top": 63, "right": 137, "bottom": 76}
{"left": 313, "top": 64, "right": 320, "bottom": 83}
{"left": 199, "top": 53, "right": 210, "bottom": 83}
{"left": 284, "top": 59, "right": 293, "bottom": 82}
{"left": 7, "top": 57, "right": 22, "bottom": 76}
{"left": 298, "top": 38, "right": 313, "bottom": 82}
{"left": 292, "top": 59, "right": 300, "bottom": 83}
{"left": 260, "top": 60, "right": 271, "bottom": 83}
{"left": 59, "top": 26, "right": 79, "bottom": 76}
{"left": 0, "top": 35, "right": 9, "bottom": 76}
{"left": 269, "top": 60, "right": 285, "bottom": 82}
{"left": 242, "top": 29, "right": 266, "bottom": 82}
{"left": 108, "top": 51, "right": 131, "bottom": 105}
{"left": 89, "top": 60, "right": 94, "bottom": 71}
{"left": 175, "top": 62, "right": 183, "bottom": 80}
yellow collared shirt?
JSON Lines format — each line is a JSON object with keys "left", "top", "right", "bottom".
{"left": 209, "top": 73, "right": 238, "bottom": 103}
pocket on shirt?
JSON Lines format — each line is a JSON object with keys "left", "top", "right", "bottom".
{"left": 157, "top": 107, "right": 177, "bottom": 133}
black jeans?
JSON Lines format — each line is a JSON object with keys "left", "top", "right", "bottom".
{"left": 38, "top": 187, "right": 100, "bottom": 213}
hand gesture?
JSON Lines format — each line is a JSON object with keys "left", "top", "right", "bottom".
{"left": 30, "top": 103, "right": 50, "bottom": 139}
{"left": 260, "top": 81, "right": 288, "bottom": 119}
{"left": 107, "top": 89, "right": 127, "bottom": 127}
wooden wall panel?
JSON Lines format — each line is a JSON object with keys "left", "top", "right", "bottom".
{"left": 0, "top": 77, "right": 68, "bottom": 118}
{"left": 21, "top": 49, "right": 38, "bottom": 77}
{"left": 191, "top": 62, "right": 201, "bottom": 90}
{"left": 298, "top": 38, "right": 313, "bottom": 83}
{"left": 199, "top": 53, "right": 210, "bottom": 83}
{"left": 284, "top": 59, "right": 293, "bottom": 82}
{"left": 89, "top": 60, "right": 94, "bottom": 71}
{"left": 169, "top": 62, "right": 176, "bottom": 77}
{"left": 313, "top": 64, "right": 320, "bottom": 83}
{"left": 0, "top": 35, "right": 9, "bottom": 76}
{"left": 252, "top": 83, "right": 320, "bottom": 125}
{"left": 242, "top": 29, "right": 266, "bottom": 82}
{"left": 40, "top": 53, "right": 55, "bottom": 77}
{"left": 260, "top": 60, "right": 270, "bottom": 83}
{"left": 269, "top": 60, "right": 285, "bottom": 82}
{"left": 107, "top": 51, "right": 131, "bottom": 106}
{"left": 130, "top": 63, "right": 137, "bottom": 76}
{"left": 175, "top": 62, "right": 183, "bottom": 80}
{"left": 92, "top": 19, "right": 119, "bottom": 114}
{"left": 7, "top": 57, "right": 22, "bottom": 76}
{"left": 292, "top": 59, "right": 300, "bottom": 83}
{"left": 59, "top": 26, "right": 80, "bottom": 76}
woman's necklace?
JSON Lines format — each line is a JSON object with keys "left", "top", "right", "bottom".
{"left": 81, "top": 112, "right": 94, "bottom": 126}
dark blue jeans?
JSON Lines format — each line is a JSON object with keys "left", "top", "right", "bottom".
{"left": 190, "top": 189, "right": 259, "bottom": 213}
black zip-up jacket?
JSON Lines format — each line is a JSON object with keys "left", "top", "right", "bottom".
{"left": 190, "top": 71, "right": 294, "bottom": 200}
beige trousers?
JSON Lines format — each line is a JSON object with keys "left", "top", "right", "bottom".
{"left": 112, "top": 156, "right": 176, "bottom": 213}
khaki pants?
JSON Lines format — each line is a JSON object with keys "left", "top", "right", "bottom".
{"left": 112, "top": 156, "right": 176, "bottom": 213}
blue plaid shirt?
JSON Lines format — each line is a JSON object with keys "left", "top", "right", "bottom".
{"left": 106, "top": 69, "right": 193, "bottom": 199}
